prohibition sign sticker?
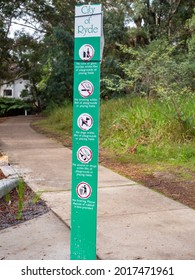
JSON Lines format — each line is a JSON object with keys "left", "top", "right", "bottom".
{"left": 77, "top": 146, "right": 92, "bottom": 164}
{"left": 79, "top": 44, "right": 95, "bottom": 61}
{"left": 77, "top": 113, "right": 93, "bottom": 131}
{"left": 76, "top": 182, "right": 92, "bottom": 199}
{"left": 78, "top": 80, "right": 94, "bottom": 98}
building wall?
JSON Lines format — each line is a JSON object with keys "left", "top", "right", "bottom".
{"left": 0, "top": 83, "right": 13, "bottom": 97}
{"left": 0, "top": 79, "right": 29, "bottom": 99}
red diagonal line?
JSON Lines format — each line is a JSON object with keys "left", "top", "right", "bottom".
{"left": 81, "top": 82, "right": 91, "bottom": 95}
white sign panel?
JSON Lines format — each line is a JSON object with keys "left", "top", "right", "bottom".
{"left": 75, "top": 4, "right": 102, "bottom": 38}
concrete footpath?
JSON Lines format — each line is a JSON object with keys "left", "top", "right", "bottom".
{"left": 0, "top": 116, "right": 195, "bottom": 260}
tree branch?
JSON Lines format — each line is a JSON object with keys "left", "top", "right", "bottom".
{"left": 0, "top": 72, "right": 29, "bottom": 87}
{"left": 166, "top": 0, "right": 183, "bottom": 37}
{"left": 167, "top": 0, "right": 182, "bottom": 19}
{"left": 10, "top": 21, "right": 46, "bottom": 34}
{"left": 172, "top": 0, "right": 182, "bottom": 16}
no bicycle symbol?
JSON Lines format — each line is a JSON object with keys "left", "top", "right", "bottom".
{"left": 77, "top": 113, "right": 93, "bottom": 131}
{"left": 79, "top": 44, "right": 94, "bottom": 61}
{"left": 78, "top": 80, "right": 94, "bottom": 98}
{"left": 76, "top": 182, "right": 92, "bottom": 199}
{"left": 77, "top": 146, "right": 92, "bottom": 164}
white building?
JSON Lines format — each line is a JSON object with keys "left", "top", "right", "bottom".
{"left": 0, "top": 78, "right": 29, "bottom": 99}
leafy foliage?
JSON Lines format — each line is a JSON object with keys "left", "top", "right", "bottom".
{"left": 0, "top": 0, "right": 194, "bottom": 108}
{"left": 39, "top": 26, "right": 74, "bottom": 105}
{"left": 0, "top": 97, "right": 32, "bottom": 116}
{"left": 104, "top": 38, "right": 195, "bottom": 130}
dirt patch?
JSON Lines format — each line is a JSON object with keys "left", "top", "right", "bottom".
{"left": 99, "top": 151, "right": 195, "bottom": 209}
{"left": 0, "top": 117, "right": 7, "bottom": 124}
{"left": 0, "top": 183, "right": 49, "bottom": 230}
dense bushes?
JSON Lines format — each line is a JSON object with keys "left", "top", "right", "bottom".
{"left": 0, "top": 98, "right": 32, "bottom": 117}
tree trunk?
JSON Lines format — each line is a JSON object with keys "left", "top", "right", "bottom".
{"left": 167, "top": 0, "right": 182, "bottom": 38}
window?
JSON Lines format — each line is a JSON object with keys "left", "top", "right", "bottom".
{"left": 3, "top": 89, "right": 12, "bottom": 97}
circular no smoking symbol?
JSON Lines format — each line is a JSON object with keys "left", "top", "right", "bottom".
{"left": 76, "top": 182, "right": 92, "bottom": 199}
{"left": 78, "top": 80, "right": 94, "bottom": 98}
{"left": 77, "top": 113, "right": 93, "bottom": 131}
{"left": 77, "top": 146, "right": 92, "bottom": 164}
{"left": 79, "top": 44, "right": 94, "bottom": 61}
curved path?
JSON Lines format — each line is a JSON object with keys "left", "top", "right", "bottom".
{"left": 0, "top": 116, "right": 195, "bottom": 259}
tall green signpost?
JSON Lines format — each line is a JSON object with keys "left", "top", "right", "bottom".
{"left": 71, "top": 4, "right": 103, "bottom": 260}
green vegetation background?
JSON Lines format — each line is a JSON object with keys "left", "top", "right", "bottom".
{"left": 37, "top": 95, "right": 195, "bottom": 174}
{"left": 1, "top": 1, "right": 195, "bottom": 173}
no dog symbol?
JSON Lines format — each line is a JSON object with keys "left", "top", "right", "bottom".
{"left": 77, "top": 113, "right": 93, "bottom": 131}
{"left": 77, "top": 146, "right": 92, "bottom": 164}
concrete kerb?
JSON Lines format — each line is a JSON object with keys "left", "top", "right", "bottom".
{"left": 0, "top": 160, "right": 19, "bottom": 199}
{"left": 0, "top": 178, "right": 19, "bottom": 199}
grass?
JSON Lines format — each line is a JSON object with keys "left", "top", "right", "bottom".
{"left": 34, "top": 103, "right": 73, "bottom": 145}
{"left": 35, "top": 95, "right": 195, "bottom": 172}
{"left": 100, "top": 96, "right": 195, "bottom": 168}
{"left": 16, "top": 179, "right": 25, "bottom": 220}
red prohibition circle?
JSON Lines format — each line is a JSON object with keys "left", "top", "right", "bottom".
{"left": 76, "top": 182, "right": 92, "bottom": 199}
{"left": 79, "top": 44, "right": 95, "bottom": 61}
{"left": 77, "top": 146, "right": 92, "bottom": 164}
